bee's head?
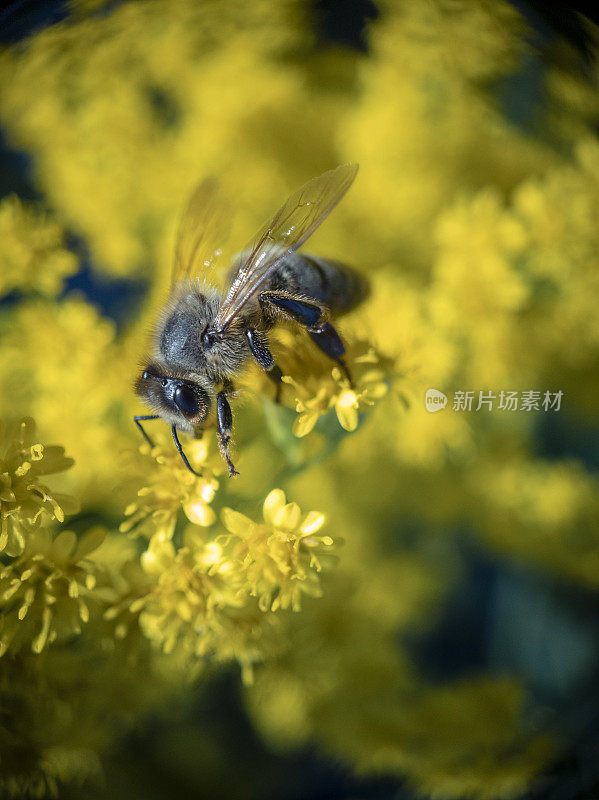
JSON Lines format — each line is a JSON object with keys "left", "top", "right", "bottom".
{"left": 135, "top": 362, "right": 211, "bottom": 432}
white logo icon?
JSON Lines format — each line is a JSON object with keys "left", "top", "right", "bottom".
{"left": 425, "top": 389, "right": 448, "bottom": 413}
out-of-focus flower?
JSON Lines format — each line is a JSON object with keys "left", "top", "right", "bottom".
{"left": 468, "top": 457, "right": 599, "bottom": 587}
{"left": 0, "top": 526, "right": 105, "bottom": 656}
{"left": 0, "top": 195, "right": 78, "bottom": 298}
{"left": 0, "top": 299, "right": 134, "bottom": 508}
{"left": 101, "top": 555, "right": 152, "bottom": 643}
{"left": 0, "top": 0, "right": 313, "bottom": 277}
{"left": 121, "top": 436, "right": 222, "bottom": 539}
{"left": 0, "top": 417, "right": 79, "bottom": 557}
{"left": 221, "top": 488, "right": 335, "bottom": 612}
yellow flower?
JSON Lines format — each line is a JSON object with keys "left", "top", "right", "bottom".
{"left": 0, "top": 526, "right": 105, "bottom": 656}
{"left": 0, "top": 195, "right": 77, "bottom": 297}
{"left": 0, "top": 299, "right": 132, "bottom": 508}
{"left": 0, "top": 417, "right": 79, "bottom": 557}
{"left": 0, "top": 0, "right": 315, "bottom": 277}
{"left": 135, "top": 527, "right": 246, "bottom": 658}
{"left": 284, "top": 345, "right": 391, "bottom": 437}
{"left": 121, "top": 436, "right": 222, "bottom": 539}
{"left": 221, "top": 489, "right": 335, "bottom": 612}
{"left": 101, "top": 554, "right": 153, "bottom": 643}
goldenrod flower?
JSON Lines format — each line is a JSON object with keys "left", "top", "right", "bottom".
{"left": 135, "top": 528, "right": 246, "bottom": 658}
{"left": 101, "top": 555, "right": 153, "bottom": 643}
{"left": 221, "top": 489, "right": 335, "bottom": 612}
{"left": 0, "top": 299, "right": 130, "bottom": 509}
{"left": 284, "top": 345, "right": 391, "bottom": 438}
{"left": 121, "top": 436, "right": 222, "bottom": 539}
{"left": 0, "top": 526, "right": 105, "bottom": 656}
{"left": 0, "top": 195, "right": 77, "bottom": 297}
{"left": 0, "top": 417, "right": 79, "bottom": 557}
{"left": 127, "top": 486, "right": 338, "bottom": 675}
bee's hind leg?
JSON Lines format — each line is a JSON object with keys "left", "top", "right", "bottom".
{"left": 307, "top": 323, "right": 353, "bottom": 386}
{"left": 246, "top": 328, "right": 283, "bottom": 402}
{"left": 216, "top": 388, "right": 239, "bottom": 477}
{"left": 258, "top": 293, "right": 353, "bottom": 386}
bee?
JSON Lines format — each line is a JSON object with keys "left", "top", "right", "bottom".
{"left": 134, "top": 163, "right": 367, "bottom": 477}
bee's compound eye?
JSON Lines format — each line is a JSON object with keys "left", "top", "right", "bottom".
{"left": 174, "top": 385, "right": 199, "bottom": 418}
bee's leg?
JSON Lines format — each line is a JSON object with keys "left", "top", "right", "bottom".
{"left": 246, "top": 328, "right": 283, "bottom": 402}
{"left": 216, "top": 389, "right": 239, "bottom": 477}
{"left": 134, "top": 414, "right": 160, "bottom": 447}
{"left": 259, "top": 293, "right": 352, "bottom": 385}
{"left": 270, "top": 369, "right": 284, "bottom": 403}
{"left": 171, "top": 425, "right": 201, "bottom": 477}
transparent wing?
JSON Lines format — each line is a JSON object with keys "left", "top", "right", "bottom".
{"left": 171, "top": 177, "right": 232, "bottom": 290}
{"left": 211, "top": 163, "right": 358, "bottom": 334}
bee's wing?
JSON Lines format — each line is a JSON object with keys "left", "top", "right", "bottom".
{"left": 171, "top": 177, "right": 232, "bottom": 290}
{"left": 211, "top": 163, "right": 358, "bottom": 334}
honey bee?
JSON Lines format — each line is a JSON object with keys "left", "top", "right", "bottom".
{"left": 134, "top": 163, "right": 367, "bottom": 477}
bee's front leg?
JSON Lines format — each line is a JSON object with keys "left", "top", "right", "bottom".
{"left": 134, "top": 414, "right": 159, "bottom": 447}
{"left": 216, "top": 389, "right": 239, "bottom": 477}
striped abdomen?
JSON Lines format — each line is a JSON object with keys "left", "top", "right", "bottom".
{"left": 265, "top": 253, "right": 368, "bottom": 316}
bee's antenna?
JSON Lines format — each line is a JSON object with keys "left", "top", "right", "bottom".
{"left": 171, "top": 424, "right": 200, "bottom": 477}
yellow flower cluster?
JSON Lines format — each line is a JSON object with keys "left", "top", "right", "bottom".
{"left": 241, "top": 328, "right": 396, "bottom": 440}
{"left": 121, "top": 437, "right": 223, "bottom": 538}
{"left": 284, "top": 345, "right": 391, "bottom": 437}
{"left": 132, "top": 489, "right": 335, "bottom": 679}
{"left": 0, "top": 527, "right": 104, "bottom": 656}
{"left": 0, "top": 0, "right": 309, "bottom": 278}
{"left": 0, "top": 413, "right": 338, "bottom": 785}
{"left": 221, "top": 488, "right": 334, "bottom": 611}
{"left": 0, "top": 418, "right": 78, "bottom": 557}
{"left": 0, "top": 196, "right": 77, "bottom": 297}
{"left": 136, "top": 528, "right": 246, "bottom": 656}
{"left": 0, "top": 300, "right": 134, "bottom": 507}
